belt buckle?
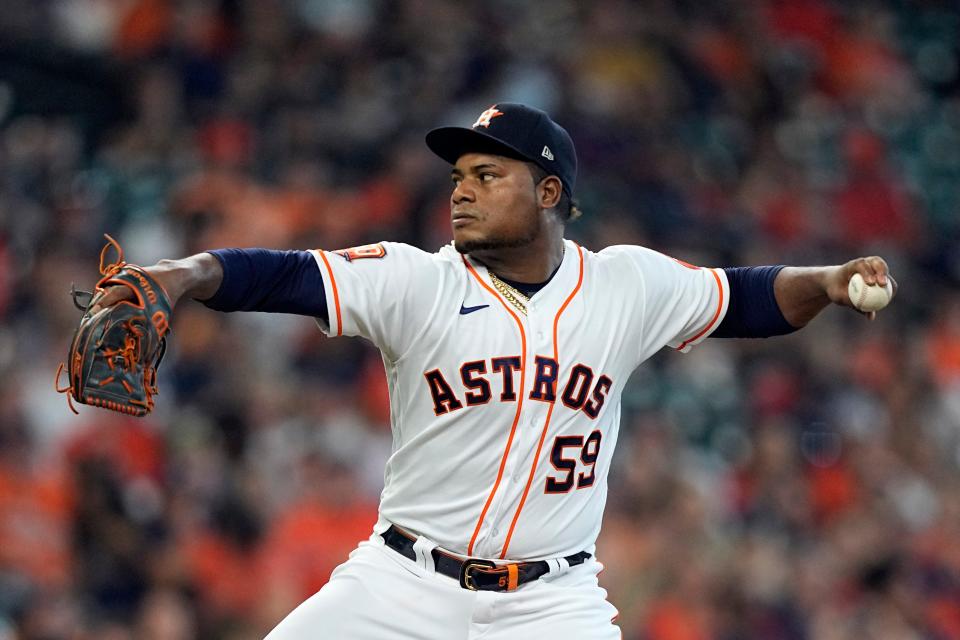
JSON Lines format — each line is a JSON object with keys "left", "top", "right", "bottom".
{"left": 460, "top": 558, "right": 497, "bottom": 591}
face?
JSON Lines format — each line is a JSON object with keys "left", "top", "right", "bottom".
{"left": 449, "top": 153, "right": 543, "bottom": 254}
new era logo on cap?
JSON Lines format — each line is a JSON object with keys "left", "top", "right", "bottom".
{"left": 425, "top": 102, "right": 578, "bottom": 198}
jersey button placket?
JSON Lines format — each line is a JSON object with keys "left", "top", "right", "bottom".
{"left": 505, "top": 417, "right": 532, "bottom": 486}
{"left": 482, "top": 440, "right": 520, "bottom": 553}
{"left": 480, "top": 301, "right": 542, "bottom": 557}
{"left": 521, "top": 416, "right": 538, "bottom": 475}
{"left": 483, "top": 411, "right": 534, "bottom": 555}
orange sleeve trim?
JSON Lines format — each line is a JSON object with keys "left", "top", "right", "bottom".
{"left": 462, "top": 256, "right": 527, "bottom": 557}
{"left": 499, "top": 244, "right": 585, "bottom": 559}
{"left": 676, "top": 268, "right": 724, "bottom": 351}
{"left": 317, "top": 250, "right": 343, "bottom": 337}
{"left": 671, "top": 257, "right": 701, "bottom": 270}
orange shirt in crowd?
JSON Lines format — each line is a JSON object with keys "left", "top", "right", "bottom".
{"left": 259, "top": 498, "right": 378, "bottom": 602}
{"left": 0, "top": 462, "right": 71, "bottom": 587}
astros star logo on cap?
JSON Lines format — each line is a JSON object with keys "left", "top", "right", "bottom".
{"left": 472, "top": 106, "right": 504, "bottom": 129}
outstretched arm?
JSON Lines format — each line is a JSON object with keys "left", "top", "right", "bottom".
{"left": 92, "top": 252, "right": 223, "bottom": 312}
{"left": 775, "top": 256, "right": 895, "bottom": 327}
{"left": 711, "top": 255, "right": 896, "bottom": 339}
{"left": 91, "top": 250, "right": 328, "bottom": 322}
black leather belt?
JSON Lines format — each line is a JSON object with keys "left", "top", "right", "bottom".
{"left": 381, "top": 524, "right": 591, "bottom": 592}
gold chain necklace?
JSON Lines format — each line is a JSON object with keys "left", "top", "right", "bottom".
{"left": 489, "top": 272, "right": 529, "bottom": 316}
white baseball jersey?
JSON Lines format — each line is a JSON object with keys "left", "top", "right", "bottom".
{"left": 310, "top": 238, "right": 729, "bottom": 561}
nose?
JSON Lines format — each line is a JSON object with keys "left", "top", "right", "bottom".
{"left": 452, "top": 180, "right": 475, "bottom": 205}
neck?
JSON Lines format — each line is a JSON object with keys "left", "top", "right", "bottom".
{"left": 471, "top": 235, "right": 565, "bottom": 283}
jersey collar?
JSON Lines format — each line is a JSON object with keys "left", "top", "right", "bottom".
{"left": 465, "top": 239, "right": 577, "bottom": 309}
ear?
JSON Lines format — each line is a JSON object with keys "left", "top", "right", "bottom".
{"left": 537, "top": 175, "right": 562, "bottom": 210}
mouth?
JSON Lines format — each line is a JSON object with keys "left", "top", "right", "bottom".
{"left": 451, "top": 211, "right": 479, "bottom": 226}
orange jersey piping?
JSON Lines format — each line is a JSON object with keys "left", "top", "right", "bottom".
{"left": 499, "top": 243, "right": 585, "bottom": 559}
{"left": 675, "top": 268, "right": 724, "bottom": 351}
{"left": 462, "top": 256, "right": 528, "bottom": 556}
{"left": 317, "top": 251, "right": 343, "bottom": 336}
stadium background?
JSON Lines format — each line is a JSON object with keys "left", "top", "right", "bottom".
{"left": 1, "top": 0, "right": 959, "bottom": 638}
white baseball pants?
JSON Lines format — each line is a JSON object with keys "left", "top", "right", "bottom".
{"left": 264, "top": 533, "right": 621, "bottom": 639}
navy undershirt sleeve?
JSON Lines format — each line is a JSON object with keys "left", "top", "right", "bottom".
{"left": 201, "top": 249, "right": 328, "bottom": 324}
{"left": 712, "top": 266, "right": 797, "bottom": 338}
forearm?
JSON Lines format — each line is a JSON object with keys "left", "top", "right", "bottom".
{"left": 201, "top": 248, "right": 328, "bottom": 318}
{"left": 151, "top": 252, "right": 224, "bottom": 305}
{"left": 773, "top": 257, "right": 895, "bottom": 327}
{"left": 712, "top": 266, "right": 796, "bottom": 338}
{"left": 773, "top": 266, "right": 835, "bottom": 328}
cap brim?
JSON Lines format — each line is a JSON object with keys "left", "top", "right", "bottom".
{"left": 425, "top": 127, "right": 532, "bottom": 166}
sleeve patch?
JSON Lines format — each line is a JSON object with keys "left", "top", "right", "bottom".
{"left": 332, "top": 243, "right": 387, "bottom": 261}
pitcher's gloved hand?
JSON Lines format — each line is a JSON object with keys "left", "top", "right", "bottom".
{"left": 56, "top": 235, "right": 172, "bottom": 416}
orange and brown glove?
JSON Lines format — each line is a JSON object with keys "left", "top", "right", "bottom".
{"left": 57, "top": 235, "right": 172, "bottom": 416}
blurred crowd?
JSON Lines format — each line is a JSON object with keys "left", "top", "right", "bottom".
{"left": 0, "top": 0, "right": 959, "bottom": 638}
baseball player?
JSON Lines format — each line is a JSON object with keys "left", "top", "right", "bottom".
{"left": 93, "top": 103, "right": 895, "bottom": 638}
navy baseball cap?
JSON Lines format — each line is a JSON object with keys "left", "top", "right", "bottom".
{"left": 426, "top": 103, "right": 577, "bottom": 198}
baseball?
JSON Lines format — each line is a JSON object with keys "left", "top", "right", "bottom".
{"left": 847, "top": 272, "right": 893, "bottom": 312}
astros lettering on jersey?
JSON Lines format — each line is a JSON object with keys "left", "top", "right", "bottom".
{"left": 312, "top": 239, "right": 728, "bottom": 561}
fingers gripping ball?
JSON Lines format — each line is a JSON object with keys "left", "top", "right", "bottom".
{"left": 56, "top": 235, "right": 172, "bottom": 416}
{"left": 847, "top": 272, "right": 893, "bottom": 313}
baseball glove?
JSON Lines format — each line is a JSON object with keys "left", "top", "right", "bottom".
{"left": 56, "top": 235, "right": 172, "bottom": 416}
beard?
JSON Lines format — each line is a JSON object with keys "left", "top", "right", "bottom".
{"left": 454, "top": 226, "right": 540, "bottom": 255}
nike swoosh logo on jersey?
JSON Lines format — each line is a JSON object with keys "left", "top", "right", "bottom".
{"left": 459, "top": 303, "right": 490, "bottom": 315}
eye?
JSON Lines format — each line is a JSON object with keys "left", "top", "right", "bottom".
{"left": 480, "top": 173, "right": 495, "bottom": 182}
{"left": 451, "top": 176, "right": 462, "bottom": 186}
